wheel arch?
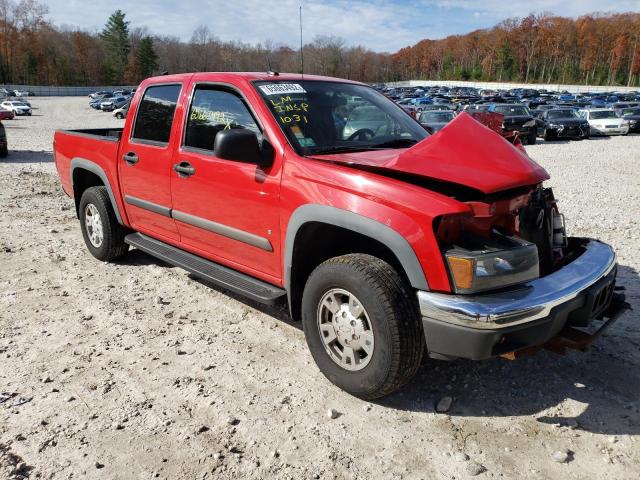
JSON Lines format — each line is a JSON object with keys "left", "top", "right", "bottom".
{"left": 285, "top": 205, "right": 429, "bottom": 320}
{"left": 70, "top": 158, "right": 124, "bottom": 225}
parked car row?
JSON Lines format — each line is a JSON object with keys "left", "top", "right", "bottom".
{"left": 87, "top": 89, "right": 135, "bottom": 118}
{"left": 0, "top": 99, "right": 32, "bottom": 118}
{"left": 0, "top": 88, "right": 33, "bottom": 97}
{"left": 377, "top": 84, "right": 639, "bottom": 143}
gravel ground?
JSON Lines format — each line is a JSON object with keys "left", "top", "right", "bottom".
{"left": 0, "top": 97, "right": 639, "bottom": 480}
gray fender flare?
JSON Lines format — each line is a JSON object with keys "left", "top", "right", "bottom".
{"left": 284, "top": 204, "right": 429, "bottom": 294}
{"left": 70, "top": 158, "right": 124, "bottom": 225}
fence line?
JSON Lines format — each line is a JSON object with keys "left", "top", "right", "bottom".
{"left": 1, "top": 85, "right": 137, "bottom": 96}
{"left": 3, "top": 80, "right": 639, "bottom": 96}
{"left": 385, "top": 80, "right": 640, "bottom": 94}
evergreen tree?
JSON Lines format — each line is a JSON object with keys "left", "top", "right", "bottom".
{"left": 136, "top": 37, "right": 158, "bottom": 79}
{"left": 100, "top": 10, "right": 130, "bottom": 83}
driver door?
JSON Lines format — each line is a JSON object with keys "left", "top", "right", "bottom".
{"left": 170, "top": 83, "right": 282, "bottom": 282}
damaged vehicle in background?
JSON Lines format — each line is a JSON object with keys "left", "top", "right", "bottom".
{"left": 53, "top": 73, "right": 628, "bottom": 399}
{"left": 487, "top": 103, "right": 537, "bottom": 145}
{"left": 418, "top": 109, "right": 456, "bottom": 133}
{"left": 535, "top": 108, "right": 591, "bottom": 141}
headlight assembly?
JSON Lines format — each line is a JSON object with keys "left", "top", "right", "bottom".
{"left": 445, "top": 235, "right": 540, "bottom": 294}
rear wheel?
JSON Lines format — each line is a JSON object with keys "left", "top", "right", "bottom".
{"left": 528, "top": 131, "right": 537, "bottom": 145}
{"left": 0, "top": 145, "right": 7, "bottom": 158}
{"left": 301, "top": 254, "right": 424, "bottom": 399}
{"left": 79, "top": 186, "right": 129, "bottom": 262}
{"left": 115, "top": 112, "right": 124, "bottom": 119}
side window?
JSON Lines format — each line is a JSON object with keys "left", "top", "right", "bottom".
{"left": 132, "top": 84, "right": 181, "bottom": 144}
{"left": 184, "top": 87, "right": 261, "bottom": 152}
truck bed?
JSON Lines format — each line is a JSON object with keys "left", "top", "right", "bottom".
{"left": 58, "top": 128, "right": 123, "bottom": 141}
{"left": 53, "top": 128, "right": 124, "bottom": 201}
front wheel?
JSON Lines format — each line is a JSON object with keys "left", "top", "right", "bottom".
{"left": 79, "top": 186, "right": 129, "bottom": 262}
{"left": 301, "top": 254, "right": 425, "bottom": 399}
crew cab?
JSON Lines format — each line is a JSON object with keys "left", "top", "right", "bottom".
{"left": 54, "top": 73, "right": 627, "bottom": 399}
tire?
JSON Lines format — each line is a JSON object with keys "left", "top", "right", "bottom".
{"left": 543, "top": 129, "right": 552, "bottom": 141}
{"left": 528, "top": 131, "right": 536, "bottom": 145}
{"left": 0, "top": 145, "right": 7, "bottom": 158}
{"left": 115, "top": 112, "right": 123, "bottom": 119}
{"left": 301, "top": 254, "right": 424, "bottom": 399}
{"left": 78, "top": 186, "right": 129, "bottom": 262}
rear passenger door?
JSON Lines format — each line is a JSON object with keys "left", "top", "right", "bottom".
{"left": 120, "top": 83, "right": 182, "bottom": 241}
{"left": 170, "top": 83, "right": 282, "bottom": 283}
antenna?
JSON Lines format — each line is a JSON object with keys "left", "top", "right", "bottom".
{"left": 299, "top": 4, "right": 304, "bottom": 79}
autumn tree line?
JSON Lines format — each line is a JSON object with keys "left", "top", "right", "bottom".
{"left": 0, "top": 1, "right": 639, "bottom": 87}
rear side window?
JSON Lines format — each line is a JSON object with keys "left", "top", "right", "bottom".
{"left": 132, "top": 84, "right": 181, "bottom": 144}
{"left": 184, "top": 87, "right": 261, "bottom": 152}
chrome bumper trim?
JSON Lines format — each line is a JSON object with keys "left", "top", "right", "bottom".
{"left": 418, "top": 239, "right": 616, "bottom": 330}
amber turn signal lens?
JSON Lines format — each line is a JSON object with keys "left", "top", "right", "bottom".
{"left": 446, "top": 256, "right": 475, "bottom": 290}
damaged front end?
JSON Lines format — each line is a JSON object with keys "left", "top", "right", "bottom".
{"left": 421, "top": 184, "right": 629, "bottom": 361}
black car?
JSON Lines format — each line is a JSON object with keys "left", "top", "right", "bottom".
{"left": 487, "top": 103, "right": 537, "bottom": 145}
{"left": 418, "top": 110, "right": 456, "bottom": 133}
{"left": 619, "top": 107, "right": 640, "bottom": 133}
{"left": 535, "top": 108, "right": 590, "bottom": 140}
{"left": 0, "top": 122, "right": 8, "bottom": 157}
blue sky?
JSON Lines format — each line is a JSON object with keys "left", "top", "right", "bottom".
{"left": 46, "top": 0, "right": 640, "bottom": 52}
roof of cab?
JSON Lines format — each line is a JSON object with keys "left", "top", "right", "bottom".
{"left": 143, "top": 71, "right": 365, "bottom": 85}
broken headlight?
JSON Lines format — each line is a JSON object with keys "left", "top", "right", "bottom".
{"left": 445, "top": 234, "right": 539, "bottom": 294}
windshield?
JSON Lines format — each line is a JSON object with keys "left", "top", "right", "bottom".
{"left": 547, "top": 110, "right": 578, "bottom": 119}
{"left": 419, "top": 111, "right": 454, "bottom": 123}
{"left": 493, "top": 105, "right": 530, "bottom": 116}
{"left": 254, "top": 80, "right": 428, "bottom": 155}
{"left": 590, "top": 110, "right": 618, "bottom": 120}
{"left": 621, "top": 108, "right": 640, "bottom": 116}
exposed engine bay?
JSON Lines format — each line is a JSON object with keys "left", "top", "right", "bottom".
{"left": 435, "top": 184, "right": 574, "bottom": 293}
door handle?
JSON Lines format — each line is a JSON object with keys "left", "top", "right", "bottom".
{"left": 173, "top": 161, "right": 196, "bottom": 177}
{"left": 123, "top": 152, "right": 139, "bottom": 165}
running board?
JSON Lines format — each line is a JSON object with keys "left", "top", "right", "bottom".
{"left": 124, "top": 233, "right": 286, "bottom": 305}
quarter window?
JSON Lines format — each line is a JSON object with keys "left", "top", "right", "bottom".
{"left": 132, "top": 84, "right": 181, "bottom": 144}
{"left": 184, "top": 87, "right": 261, "bottom": 152}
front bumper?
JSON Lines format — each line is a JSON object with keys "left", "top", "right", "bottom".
{"left": 418, "top": 239, "right": 623, "bottom": 360}
{"left": 590, "top": 125, "right": 629, "bottom": 135}
{"left": 548, "top": 125, "right": 589, "bottom": 138}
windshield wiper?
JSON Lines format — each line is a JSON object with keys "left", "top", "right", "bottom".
{"left": 367, "top": 138, "right": 419, "bottom": 149}
{"left": 305, "top": 138, "right": 419, "bottom": 155}
{"left": 305, "top": 145, "right": 375, "bottom": 155}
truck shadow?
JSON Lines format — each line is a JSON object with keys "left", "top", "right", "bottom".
{"left": 380, "top": 263, "right": 640, "bottom": 436}
{"left": 117, "top": 248, "right": 639, "bottom": 436}
{"left": 1, "top": 150, "right": 53, "bottom": 163}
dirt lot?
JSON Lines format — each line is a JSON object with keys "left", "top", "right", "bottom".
{"left": 0, "top": 97, "right": 639, "bottom": 480}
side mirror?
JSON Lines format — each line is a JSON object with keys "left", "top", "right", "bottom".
{"left": 213, "top": 129, "right": 273, "bottom": 167}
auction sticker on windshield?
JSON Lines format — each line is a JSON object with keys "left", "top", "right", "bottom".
{"left": 258, "top": 83, "right": 306, "bottom": 95}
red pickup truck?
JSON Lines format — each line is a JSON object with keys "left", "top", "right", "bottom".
{"left": 54, "top": 72, "right": 626, "bottom": 399}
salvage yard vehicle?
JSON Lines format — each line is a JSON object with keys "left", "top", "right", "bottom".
{"left": 0, "top": 122, "right": 7, "bottom": 157}
{"left": 578, "top": 108, "right": 630, "bottom": 136}
{"left": 418, "top": 109, "right": 455, "bottom": 133}
{"left": 536, "top": 109, "right": 591, "bottom": 140}
{"left": 0, "top": 106, "right": 15, "bottom": 120}
{"left": 619, "top": 107, "right": 640, "bottom": 133}
{"left": 112, "top": 102, "right": 129, "bottom": 119}
{"left": 54, "top": 73, "right": 627, "bottom": 399}
{"left": 1, "top": 100, "right": 31, "bottom": 116}
{"left": 487, "top": 103, "right": 537, "bottom": 145}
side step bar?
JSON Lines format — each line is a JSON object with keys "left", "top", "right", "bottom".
{"left": 124, "top": 233, "right": 286, "bottom": 305}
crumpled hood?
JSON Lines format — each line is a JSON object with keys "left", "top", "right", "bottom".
{"left": 312, "top": 112, "right": 549, "bottom": 194}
